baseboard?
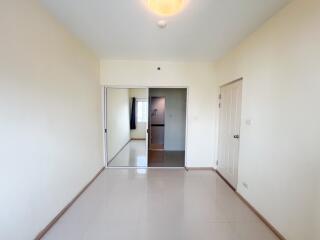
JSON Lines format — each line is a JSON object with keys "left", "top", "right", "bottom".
{"left": 35, "top": 167, "right": 105, "bottom": 240}
{"left": 131, "top": 138, "right": 146, "bottom": 140}
{"left": 185, "top": 167, "right": 215, "bottom": 171}
{"left": 215, "top": 170, "right": 236, "bottom": 191}
{"left": 107, "top": 140, "right": 131, "bottom": 165}
{"left": 235, "top": 192, "right": 286, "bottom": 240}
{"left": 215, "top": 170, "right": 286, "bottom": 240}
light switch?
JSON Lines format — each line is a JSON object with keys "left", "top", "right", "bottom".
{"left": 245, "top": 119, "right": 252, "bottom": 126}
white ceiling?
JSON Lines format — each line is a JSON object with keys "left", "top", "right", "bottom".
{"left": 41, "top": 0, "right": 291, "bottom": 61}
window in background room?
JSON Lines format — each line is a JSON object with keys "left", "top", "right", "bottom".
{"left": 137, "top": 99, "right": 148, "bottom": 123}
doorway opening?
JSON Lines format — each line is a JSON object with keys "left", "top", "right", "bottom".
{"left": 148, "top": 88, "right": 187, "bottom": 167}
{"left": 105, "top": 87, "right": 149, "bottom": 167}
{"left": 217, "top": 79, "right": 243, "bottom": 189}
{"left": 104, "top": 87, "right": 188, "bottom": 168}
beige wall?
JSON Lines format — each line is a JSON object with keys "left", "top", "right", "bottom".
{"left": 214, "top": 0, "right": 320, "bottom": 239}
{"left": 129, "top": 88, "right": 148, "bottom": 139}
{"left": 101, "top": 60, "right": 218, "bottom": 167}
{"left": 107, "top": 88, "right": 130, "bottom": 160}
{"left": 0, "top": 0, "right": 103, "bottom": 239}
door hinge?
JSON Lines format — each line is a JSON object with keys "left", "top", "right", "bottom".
{"left": 218, "top": 94, "right": 222, "bottom": 99}
{"left": 104, "top": 129, "right": 107, "bottom": 133}
{"left": 216, "top": 160, "right": 219, "bottom": 166}
{"left": 218, "top": 103, "right": 221, "bottom": 108}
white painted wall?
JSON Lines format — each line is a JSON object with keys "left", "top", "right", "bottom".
{"left": 107, "top": 88, "right": 130, "bottom": 160}
{"left": 0, "top": 0, "right": 103, "bottom": 239}
{"left": 129, "top": 88, "right": 148, "bottom": 139}
{"left": 101, "top": 60, "right": 218, "bottom": 167}
{"left": 149, "top": 88, "right": 187, "bottom": 151}
{"left": 214, "top": 0, "right": 320, "bottom": 239}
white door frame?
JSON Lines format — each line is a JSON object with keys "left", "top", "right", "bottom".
{"left": 102, "top": 85, "right": 189, "bottom": 169}
{"left": 102, "top": 87, "right": 108, "bottom": 167}
{"left": 216, "top": 78, "right": 243, "bottom": 189}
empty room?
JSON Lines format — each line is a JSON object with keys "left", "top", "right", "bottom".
{"left": 1, "top": 0, "right": 319, "bottom": 240}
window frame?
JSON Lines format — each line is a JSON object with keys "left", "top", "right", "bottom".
{"left": 135, "top": 98, "right": 148, "bottom": 123}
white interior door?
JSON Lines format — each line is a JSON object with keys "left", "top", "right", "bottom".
{"left": 217, "top": 80, "right": 242, "bottom": 189}
{"left": 103, "top": 87, "right": 108, "bottom": 166}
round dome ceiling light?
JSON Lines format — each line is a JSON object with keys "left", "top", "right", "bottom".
{"left": 147, "top": 0, "right": 186, "bottom": 16}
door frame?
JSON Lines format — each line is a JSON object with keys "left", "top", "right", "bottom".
{"left": 216, "top": 78, "right": 243, "bottom": 189}
{"left": 102, "top": 87, "right": 108, "bottom": 167}
{"left": 103, "top": 86, "right": 149, "bottom": 168}
{"left": 102, "top": 85, "right": 189, "bottom": 169}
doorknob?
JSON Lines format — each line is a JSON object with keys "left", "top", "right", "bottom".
{"left": 233, "top": 135, "right": 240, "bottom": 139}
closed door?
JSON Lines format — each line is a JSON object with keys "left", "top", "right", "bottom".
{"left": 150, "top": 97, "right": 165, "bottom": 149}
{"left": 217, "top": 80, "right": 242, "bottom": 189}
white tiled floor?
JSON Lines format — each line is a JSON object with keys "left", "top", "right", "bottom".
{"left": 43, "top": 169, "right": 279, "bottom": 240}
{"left": 108, "top": 140, "right": 147, "bottom": 167}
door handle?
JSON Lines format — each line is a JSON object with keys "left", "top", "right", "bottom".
{"left": 233, "top": 135, "right": 240, "bottom": 139}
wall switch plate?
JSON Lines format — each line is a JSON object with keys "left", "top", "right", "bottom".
{"left": 245, "top": 119, "right": 252, "bottom": 126}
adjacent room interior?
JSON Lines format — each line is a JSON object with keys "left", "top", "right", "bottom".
{"left": 106, "top": 88, "right": 148, "bottom": 167}
{"left": 148, "top": 88, "right": 187, "bottom": 167}
{"left": 105, "top": 87, "right": 186, "bottom": 168}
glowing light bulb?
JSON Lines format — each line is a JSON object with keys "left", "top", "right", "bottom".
{"left": 147, "top": 0, "right": 185, "bottom": 16}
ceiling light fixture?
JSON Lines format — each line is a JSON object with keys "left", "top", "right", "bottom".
{"left": 146, "top": 0, "right": 186, "bottom": 16}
